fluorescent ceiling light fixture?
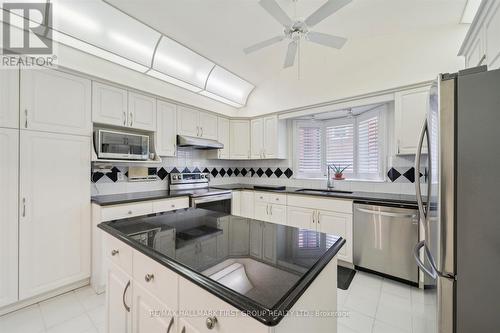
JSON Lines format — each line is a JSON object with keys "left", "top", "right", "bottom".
{"left": 153, "top": 36, "right": 215, "bottom": 89}
{"left": 200, "top": 90, "right": 244, "bottom": 108}
{"left": 461, "top": 0, "right": 481, "bottom": 24}
{"left": 205, "top": 66, "right": 254, "bottom": 106}
{"left": 54, "top": 3, "right": 100, "bottom": 32}
{"left": 147, "top": 69, "right": 203, "bottom": 93}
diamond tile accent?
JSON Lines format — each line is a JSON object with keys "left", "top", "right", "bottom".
{"left": 265, "top": 168, "right": 273, "bottom": 177}
{"left": 157, "top": 167, "right": 168, "bottom": 180}
{"left": 274, "top": 168, "right": 283, "bottom": 178}
{"left": 402, "top": 167, "right": 422, "bottom": 183}
{"left": 234, "top": 168, "right": 240, "bottom": 176}
{"left": 182, "top": 167, "right": 190, "bottom": 173}
{"left": 211, "top": 168, "right": 218, "bottom": 177}
{"left": 192, "top": 167, "right": 201, "bottom": 173}
{"left": 241, "top": 168, "right": 248, "bottom": 177}
{"left": 387, "top": 168, "right": 401, "bottom": 182}
{"left": 110, "top": 167, "right": 120, "bottom": 173}
{"left": 106, "top": 171, "right": 118, "bottom": 182}
{"left": 148, "top": 167, "right": 157, "bottom": 176}
{"left": 226, "top": 168, "right": 233, "bottom": 177}
{"left": 170, "top": 167, "right": 180, "bottom": 174}
{"left": 250, "top": 168, "right": 255, "bottom": 177}
{"left": 284, "top": 168, "right": 293, "bottom": 179}
{"left": 92, "top": 172, "right": 104, "bottom": 183}
{"left": 203, "top": 168, "right": 210, "bottom": 173}
{"left": 219, "top": 168, "right": 226, "bottom": 177}
{"left": 256, "top": 168, "right": 264, "bottom": 177}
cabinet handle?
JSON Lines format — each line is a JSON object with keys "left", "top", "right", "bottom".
{"left": 270, "top": 205, "right": 273, "bottom": 215}
{"left": 24, "top": 109, "right": 28, "bottom": 128}
{"left": 181, "top": 327, "right": 186, "bottom": 333}
{"left": 317, "top": 211, "right": 320, "bottom": 224}
{"left": 166, "top": 317, "right": 174, "bottom": 333}
{"left": 201, "top": 127, "right": 203, "bottom": 137}
{"left": 129, "top": 112, "right": 133, "bottom": 126}
{"left": 123, "top": 111, "right": 126, "bottom": 126}
{"left": 196, "top": 126, "right": 200, "bottom": 136}
{"left": 206, "top": 316, "right": 218, "bottom": 329}
{"left": 144, "top": 273, "right": 154, "bottom": 282}
{"left": 122, "top": 280, "right": 131, "bottom": 312}
{"left": 22, "top": 198, "right": 26, "bottom": 217}
{"left": 171, "top": 204, "right": 176, "bottom": 208}
{"left": 266, "top": 204, "right": 269, "bottom": 215}
{"left": 312, "top": 211, "right": 316, "bottom": 224}
{"left": 111, "top": 249, "right": 119, "bottom": 256}
{"left": 128, "top": 210, "right": 133, "bottom": 215}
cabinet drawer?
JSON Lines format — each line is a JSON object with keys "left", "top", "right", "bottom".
{"left": 254, "top": 191, "right": 287, "bottom": 205}
{"left": 287, "top": 195, "right": 352, "bottom": 214}
{"left": 101, "top": 201, "right": 153, "bottom": 222}
{"left": 152, "top": 197, "right": 189, "bottom": 213}
{"left": 133, "top": 251, "right": 178, "bottom": 309}
{"left": 103, "top": 233, "right": 133, "bottom": 273}
{"left": 178, "top": 277, "right": 267, "bottom": 333}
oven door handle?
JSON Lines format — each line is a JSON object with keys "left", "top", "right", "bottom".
{"left": 192, "top": 194, "right": 232, "bottom": 205}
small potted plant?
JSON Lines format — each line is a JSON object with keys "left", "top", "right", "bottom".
{"left": 330, "top": 164, "right": 350, "bottom": 180}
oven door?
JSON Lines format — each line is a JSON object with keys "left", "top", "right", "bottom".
{"left": 191, "top": 193, "right": 232, "bottom": 214}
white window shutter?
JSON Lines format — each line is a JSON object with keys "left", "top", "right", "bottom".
{"left": 357, "top": 115, "right": 380, "bottom": 178}
{"left": 325, "top": 122, "right": 354, "bottom": 175}
{"left": 296, "top": 123, "right": 322, "bottom": 177}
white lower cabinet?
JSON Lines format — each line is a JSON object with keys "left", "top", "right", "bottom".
{"left": 106, "top": 260, "right": 132, "bottom": 333}
{"left": 0, "top": 128, "right": 19, "bottom": 307}
{"left": 240, "top": 191, "right": 255, "bottom": 218}
{"left": 250, "top": 221, "right": 277, "bottom": 264}
{"left": 19, "top": 131, "right": 91, "bottom": 299}
{"left": 178, "top": 318, "right": 200, "bottom": 333}
{"left": 286, "top": 206, "right": 314, "bottom": 230}
{"left": 132, "top": 283, "right": 176, "bottom": 333}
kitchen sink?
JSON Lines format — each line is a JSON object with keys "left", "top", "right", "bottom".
{"left": 295, "top": 188, "right": 353, "bottom": 195}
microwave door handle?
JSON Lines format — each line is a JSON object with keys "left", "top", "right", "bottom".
{"left": 415, "top": 119, "right": 428, "bottom": 231}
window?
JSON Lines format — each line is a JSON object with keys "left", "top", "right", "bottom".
{"left": 298, "top": 229, "right": 320, "bottom": 249}
{"left": 294, "top": 107, "right": 385, "bottom": 180}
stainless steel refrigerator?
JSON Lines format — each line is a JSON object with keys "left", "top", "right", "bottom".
{"left": 414, "top": 66, "right": 500, "bottom": 333}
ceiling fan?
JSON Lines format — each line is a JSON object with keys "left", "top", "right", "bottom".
{"left": 244, "top": 0, "right": 351, "bottom": 69}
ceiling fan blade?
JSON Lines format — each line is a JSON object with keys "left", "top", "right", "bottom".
{"left": 259, "top": 0, "right": 293, "bottom": 27}
{"left": 283, "top": 41, "right": 298, "bottom": 68}
{"left": 305, "top": 0, "right": 352, "bottom": 27}
{"left": 243, "top": 36, "right": 284, "bottom": 54}
{"left": 307, "top": 32, "right": 347, "bottom": 49}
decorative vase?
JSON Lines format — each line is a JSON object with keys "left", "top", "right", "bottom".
{"left": 334, "top": 173, "right": 344, "bottom": 180}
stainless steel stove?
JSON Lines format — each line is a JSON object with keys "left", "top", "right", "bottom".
{"left": 169, "top": 173, "right": 232, "bottom": 214}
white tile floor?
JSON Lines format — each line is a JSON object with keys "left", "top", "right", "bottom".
{"left": 0, "top": 287, "right": 105, "bottom": 333}
{"left": 0, "top": 271, "right": 428, "bottom": 333}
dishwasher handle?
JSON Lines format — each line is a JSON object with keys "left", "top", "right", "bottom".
{"left": 355, "top": 207, "right": 417, "bottom": 219}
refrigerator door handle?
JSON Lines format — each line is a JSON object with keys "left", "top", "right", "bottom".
{"left": 415, "top": 119, "right": 430, "bottom": 232}
{"left": 413, "top": 240, "right": 437, "bottom": 279}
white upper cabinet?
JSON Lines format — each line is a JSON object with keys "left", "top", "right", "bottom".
{"left": 0, "top": 69, "right": 19, "bottom": 129}
{"left": 92, "top": 82, "right": 128, "bottom": 127}
{"left": 394, "top": 86, "right": 430, "bottom": 155}
{"left": 177, "top": 106, "right": 217, "bottom": 140}
{"left": 460, "top": 1, "right": 500, "bottom": 70}
{"left": 250, "top": 115, "right": 286, "bottom": 159}
{"left": 198, "top": 112, "right": 218, "bottom": 140}
{"left": 0, "top": 128, "right": 19, "bottom": 307}
{"left": 128, "top": 92, "right": 156, "bottom": 131}
{"left": 230, "top": 120, "right": 250, "bottom": 159}
{"left": 217, "top": 117, "right": 230, "bottom": 159}
{"left": 19, "top": 131, "right": 90, "bottom": 299}
{"left": 156, "top": 100, "right": 177, "bottom": 157}
{"left": 250, "top": 118, "right": 264, "bottom": 159}
{"left": 21, "top": 69, "right": 91, "bottom": 136}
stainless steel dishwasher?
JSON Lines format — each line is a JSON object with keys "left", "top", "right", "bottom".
{"left": 353, "top": 203, "right": 419, "bottom": 284}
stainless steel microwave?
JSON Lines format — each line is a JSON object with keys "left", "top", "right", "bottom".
{"left": 94, "top": 129, "right": 150, "bottom": 160}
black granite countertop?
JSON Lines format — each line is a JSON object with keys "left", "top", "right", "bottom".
{"left": 98, "top": 208, "right": 345, "bottom": 326}
{"left": 212, "top": 184, "right": 420, "bottom": 207}
{"left": 91, "top": 190, "right": 191, "bottom": 206}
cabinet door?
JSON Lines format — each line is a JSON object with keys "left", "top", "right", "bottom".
{"left": 250, "top": 118, "right": 263, "bottom": 159}
{"left": 178, "top": 318, "right": 201, "bottom": 333}
{"left": 92, "top": 82, "right": 128, "bottom": 127}
{"left": 269, "top": 204, "right": 287, "bottom": 225}
{"left": 177, "top": 106, "right": 199, "bottom": 137}
{"left": 229, "top": 120, "right": 250, "bottom": 159}
{"left": 254, "top": 201, "right": 269, "bottom": 223}
{"left": 318, "top": 210, "right": 353, "bottom": 262}
{"left": 129, "top": 92, "right": 156, "bottom": 131}
{"left": 199, "top": 112, "right": 218, "bottom": 140}
{"left": 156, "top": 100, "right": 177, "bottom": 157}
{"left": 217, "top": 117, "right": 230, "bottom": 159}
{"left": 249, "top": 222, "right": 263, "bottom": 259}
{"left": 240, "top": 191, "right": 254, "bottom": 219}
{"left": 0, "top": 69, "right": 19, "bottom": 129}
{"left": 286, "top": 206, "right": 315, "bottom": 230}
{"left": 199, "top": 237, "right": 218, "bottom": 267}
{"left": 231, "top": 191, "right": 241, "bottom": 216}
{"left": 21, "top": 69, "right": 91, "bottom": 135}
{"left": 228, "top": 217, "right": 250, "bottom": 256}
{"left": 263, "top": 116, "right": 278, "bottom": 158}
{"left": 262, "top": 223, "right": 277, "bottom": 264}
{"left": 19, "top": 131, "right": 90, "bottom": 299}
{"left": 132, "top": 283, "right": 175, "bottom": 333}
{"left": 106, "top": 261, "right": 132, "bottom": 333}
{"left": 0, "top": 128, "right": 18, "bottom": 307}
{"left": 176, "top": 243, "right": 199, "bottom": 269}
{"left": 395, "top": 86, "right": 429, "bottom": 155}
{"left": 216, "top": 217, "right": 229, "bottom": 259}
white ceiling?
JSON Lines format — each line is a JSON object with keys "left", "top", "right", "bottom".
{"left": 106, "top": 0, "right": 469, "bottom": 114}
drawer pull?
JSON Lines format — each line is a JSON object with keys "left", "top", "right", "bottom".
{"left": 145, "top": 273, "right": 155, "bottom": 282}
{"left": 206, "top": 316, "right": 218, "bottom": 329}
{"left": 111, "top": 249, "right": 119, "bottom": 256}
{"left": 276, "top": 198, "right": 279, "bottom": 201}
{"left": 171, "top": 204, "right": 175, "bottom": 208}
{"left": 260, "top": 196, "right": 263, "bottom": 199}
{"left": 128, "top": 210, "right": 133, "bottom": 215}
{"left": 166, "top": 317, "right": 174, "bottom": 333}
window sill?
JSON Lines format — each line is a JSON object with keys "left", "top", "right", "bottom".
{"left": 293, "top": 177, "right": 387, "bottom": 183}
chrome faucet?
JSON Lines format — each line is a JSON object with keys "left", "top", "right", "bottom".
{"left": 327, "top": 164, "right": 335, "bottom": 189}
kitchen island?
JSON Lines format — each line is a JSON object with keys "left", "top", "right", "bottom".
{"left": 98, "top": 208, "right": 345, "bottom": 333}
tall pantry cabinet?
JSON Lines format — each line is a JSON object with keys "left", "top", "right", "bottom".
{"left": 0, "top": 68, "right": 91, "bottom": 309}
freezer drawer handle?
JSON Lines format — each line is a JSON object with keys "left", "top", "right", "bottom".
{"left": 413, "top": 241, "right": 437, "bottom": 279}
{"left": 356, "top": 207, "right": 417, "bottom": 219}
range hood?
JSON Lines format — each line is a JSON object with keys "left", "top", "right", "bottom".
{"left": 177, "top": 135, "right": 224, "bottom": 150}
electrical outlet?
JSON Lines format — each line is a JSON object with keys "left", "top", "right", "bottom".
{"left": 117, "top": 172, "right": 125, "bottom": 181}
